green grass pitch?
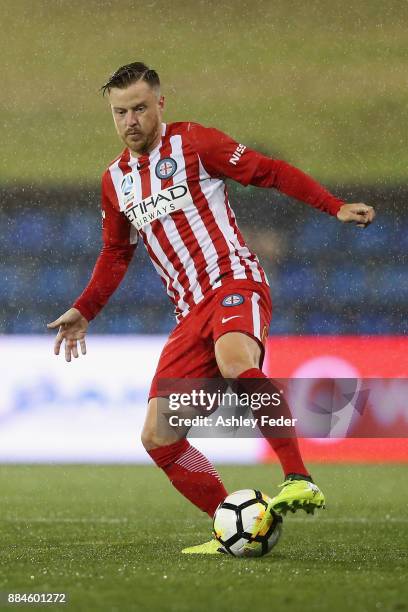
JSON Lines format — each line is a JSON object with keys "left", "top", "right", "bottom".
{"left": 0, "top": 464, "right": 407, "bottom": 612}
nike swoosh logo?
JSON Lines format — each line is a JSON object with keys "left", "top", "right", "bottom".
{"left": 221, "top": 315, "right": 243, "bottom": 324}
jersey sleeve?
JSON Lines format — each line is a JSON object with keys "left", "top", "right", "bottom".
{"left": 187, "top": 123, "right": 344, "bottom": 216}
{"left": 187, "top": 122, "right": 260, "bottom": 186}
{"left": 72, "top": 171, "right": 137, "bottom": 321}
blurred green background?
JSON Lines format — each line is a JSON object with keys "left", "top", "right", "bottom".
{"left": 2, "top": 0, "right": 407, "bottom": 186}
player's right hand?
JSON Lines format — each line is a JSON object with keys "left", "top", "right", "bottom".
{"left": 336, "top": 202, "right": 375, "bottom": 228}
{"left": 47, "top": 308, "right": 88, "bottom": 362}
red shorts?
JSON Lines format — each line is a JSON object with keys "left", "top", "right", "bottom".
{"left": 149, "top": 279, "right": 272, "bottom": 400}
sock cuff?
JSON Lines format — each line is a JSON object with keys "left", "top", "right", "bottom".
{"left": 285, "top": 472, "right": 312, "bottom": 482}
{"left": 237, "top": 367, "right": 265, "bottom": 379}
{"left": 148, "top": 438, "right": 190, "bottom": 468}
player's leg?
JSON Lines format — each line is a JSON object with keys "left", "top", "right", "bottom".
{"left": 145, "top": 308, "right": 230, "bottom": 554}
{"left": 214, "top": 330, "right": 325, "bottom": 514}
{"left": 142, "top": 397, "right": 227, "bottom": 518}
{"left": 215, "top": 330, "right": 309, "bottom": 477}
{"left": 213, "top": 284, "right": 312, "bottom": 480}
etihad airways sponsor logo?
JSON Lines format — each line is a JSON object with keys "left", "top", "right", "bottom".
{"left": 123, "top": 182, "right": 193, "bottom": 230}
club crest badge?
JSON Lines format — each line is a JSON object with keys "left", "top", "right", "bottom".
{"left": 222, "top": 294, "right": 244, "bottom": 307}
{"left": 121, "top": 173, "right": 134, "bottom": 196}
{"left": 155, "top": 157, "right": 177, "bottom": 180}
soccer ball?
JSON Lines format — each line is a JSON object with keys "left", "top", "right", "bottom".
{"left": 213, "top": 489, "right": 282, "bottom": 557}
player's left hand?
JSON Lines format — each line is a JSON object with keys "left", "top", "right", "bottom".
{"left": 336, "top": 203, "right": 375, "bottom": 228}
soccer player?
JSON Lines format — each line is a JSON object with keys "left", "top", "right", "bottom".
{"left": 48, "top": 62, "right": 375, "bottom": 554}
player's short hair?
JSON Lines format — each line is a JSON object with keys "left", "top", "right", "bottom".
{"left": 101, "top": 62, "right": 160, "bottom": 96}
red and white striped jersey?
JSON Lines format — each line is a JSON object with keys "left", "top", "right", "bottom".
{"left": 105, "top": 121, "right": 271, "bottom": 319}
{"left": 73, "top": 121, "right": 344, "bottom": 322}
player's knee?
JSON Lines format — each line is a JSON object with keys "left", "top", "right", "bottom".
{"left": 141, "top": 427, "right": 159, "bottom": 451}
{"left": 141, "top": 426, "right": 178, "bottom": 451}
{"left": 218, "top": 360, "right": 252, "bottom": 380}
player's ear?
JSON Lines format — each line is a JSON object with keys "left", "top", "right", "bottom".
{"left": 158, "top": 95, "right": 165, "bottom": 111}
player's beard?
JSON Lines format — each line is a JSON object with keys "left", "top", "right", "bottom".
{"left": 125, "top": 124, "right": 160, "bottom": 156}
{"left": 125, "top": 131, "right": 148, "bottom": 154}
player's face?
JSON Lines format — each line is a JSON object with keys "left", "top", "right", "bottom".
{"left": 109, "top": 80, "right": 164, "bottom": 155}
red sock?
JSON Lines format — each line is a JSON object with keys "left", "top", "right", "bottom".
{"left": 237, "top": 368, "right": 310, "bottom": 478}
{"left": 148, "top": 439, "right": 228, "bottom": 517}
